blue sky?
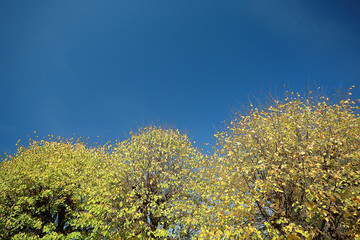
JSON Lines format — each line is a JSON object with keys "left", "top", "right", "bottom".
{"left": 1, "top": 0, "right": 360, "bottom": 155}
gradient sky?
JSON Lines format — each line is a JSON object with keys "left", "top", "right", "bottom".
{"left": 1, "top": 0, "right": 360, "bottom": 156}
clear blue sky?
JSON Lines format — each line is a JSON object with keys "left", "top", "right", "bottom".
{"left": 1, "top": 0, "right": 360, "bottom": 155}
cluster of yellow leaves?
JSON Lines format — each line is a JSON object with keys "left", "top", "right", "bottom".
{"left": 0, "top": 138, "right": 110, "bottom": 239}
{"left": 98, "top": 127, "right": 206, "bottom": 239}
{"left": 1, "top": 88, "right": 359, "bottom": 239}
{"left": 208, "top": 89, "right": 360, "bottom": 239}
{"left": 0, "top": 127, "right": 206, "bottom": 239}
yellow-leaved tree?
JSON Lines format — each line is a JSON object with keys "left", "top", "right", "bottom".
{"left": 206, "top": 88, "right": 360, "bottom": 239}
{"left": 0, "top": 138, "right": 111, "bottom": 239}
{"left": 0, "top": 128, "right": 207, "bottom": 239}
{"left": 100, "top": 126, "right": 206, "bottom": 239}
{"left": 2, "top": 87, "right": 359, "bottom": 239}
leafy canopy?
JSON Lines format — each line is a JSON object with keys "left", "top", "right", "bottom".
{"left": 1, "top": 87, "right": 360, "bottom": 239}
{"left": 206, "top": 87, "right": 360, "bottom": 239}
{"left": 0, "top": 137, "right": 110, "bottom": 239}
{"left": 102, "top": 126, "right": 205, "bottom": 239}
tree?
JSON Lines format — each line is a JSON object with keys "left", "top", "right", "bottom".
{"left": 3, "top": 88, "right": 358, "bottom": 239}
{"left": 102, "top": 126, "right": 205, "bottom": 239}
{"left": 0, "top": 137, "right": 110, "bottom": 239}
{"left": 0, "top": 128, "right": 207, "bottom": 239}
{"left": 207, "top": 88, "right": 360, "bottom": 239}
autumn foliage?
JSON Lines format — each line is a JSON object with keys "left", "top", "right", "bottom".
{"left": 206, "top": 88, "right": 360, "bottom": 239}
{"left": 0, "top": 139, "right": 110, "bottom": 239}
{"left": 1, "top": 87, "right": 359, "bottom": 239}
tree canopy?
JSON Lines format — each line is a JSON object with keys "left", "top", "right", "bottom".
{"left": 1, "top": 88, "right": 359, "bottom": 239}
{"left": 205, "top": 88, "right": 360, "bottom": 239}
{"left": 0, "top": 138, "right": 110, "bottom": 239}
{"left": 99, "top": 127, "right": 205, "bottom": 239}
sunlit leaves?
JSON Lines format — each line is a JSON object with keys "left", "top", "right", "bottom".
{"left": 91, "top": 126, "right": 206, "bottom": 239}
{"left": 209, "top": 89, "right": 360, "bottom": 239}
{"left": 1, "top": 88, "right": 359, "bottom": 239}
{"left": 0, "top": 138, "right": 109, "bottom": 239}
